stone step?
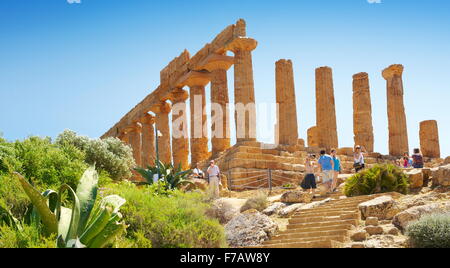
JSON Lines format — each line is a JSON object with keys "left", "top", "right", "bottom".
{"left": 282, "top": 224, "right": 354, "bottom": 234}
{"left": 292, "top": 210, "right": 358, "bottom": 218}
{"left": 263, "top": 235, "right": 346, "bottom": 246}
{"left": 273, "top": 229, "right": 349, "bottom": 241}
{"left": 289, "top": 213, "right": 359, "bottom": 225}
{"left": 287, "top": 219, "right": 359, "bottom": 230}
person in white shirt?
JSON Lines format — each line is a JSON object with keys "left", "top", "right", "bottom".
{"left": 206, "top": 160, "right": 221, "bottom": 198}
{"left": 192, "top": 164, "right": 204, "bottom": 180}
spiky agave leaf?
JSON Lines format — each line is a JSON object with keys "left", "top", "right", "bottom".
{"left": 56, "top": 184, "right": 81, "bottom": 244}
{"left": 14, "top": 172, "right": 58, "bottom": 236}
{"left": 75, "top": 166, "right": 99, "bottom": 235}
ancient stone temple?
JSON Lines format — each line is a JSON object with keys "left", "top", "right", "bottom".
{"left": 353, "top": 72, "right": 374, "bottom": 152}
{"left": 101, "top": 19, "right": 436, "bottom": 190}
{"left": 101, "top": 19, "right": 257, "bottom": 169}
{"left": 315, "top": 67, "right": 338, "bottom": 150}
{"left": 276, "top": 59, "right": 299, "bottom": 146}
{"left": 382, "top": 64, "right": 409, "bottom": 156}
{"left": 420, "top": 120, "right": 441, "bottom": 158}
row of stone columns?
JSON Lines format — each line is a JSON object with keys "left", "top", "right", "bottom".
{"left": 117, "top": 37, "right": 259, "bottom": 168}
{"left": 306, "top": 64, "right": 441, "bottom": 158}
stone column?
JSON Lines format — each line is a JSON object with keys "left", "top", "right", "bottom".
{"left": 170, "top": 89, "right": 190, "bottom": 170}
{"left": 307, "top": 126, "right": 319, "bottom": 148}
{"left": 140, "top": 114, "right": 156, "bottom": 168}
{"left": 353, "top": 72, "right": 374, "bottom": 152}
{"left": 186, "top": 72, "right": 210, "bottom": 166}
{"left": 199, "top": 54, "right": 234, "bottom": 157}
{"left": 382, "top": 64, "right": 409, "bottom": 156}
{"left": 420, "top": 120, "right": 440, "bottom": 158}
{"left": 152, "top": 102, "right": 172, "bottom": 164}
{"left": 226, "top": 37, "right": 258, "bottom": 142}
{"left": 125, "top": 122, "right": 142, "bottom": 167}
{"left": 276, "top": 59, "right": 299, "bottom": 146}
{"left": 315, "top": 67, "right": 339, "bottom": 150}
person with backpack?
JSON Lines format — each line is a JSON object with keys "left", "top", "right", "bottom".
{"left": 412, "top": 148, "right": 424, "bottom": 169}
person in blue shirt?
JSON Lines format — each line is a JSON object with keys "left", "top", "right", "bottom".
{"left": 318, "top": 150, "right": 334, "bottom": 193}
{"left": 330, "top": 149, "right": 341, "bottom": 192}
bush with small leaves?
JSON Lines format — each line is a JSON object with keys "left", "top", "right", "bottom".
{"left": 406, "top": 213, "right": 450, "bottom": 248}
{"left": 56, "top": 130, "right": 135, "bottom": 181}
{"left": 240, "top": 192, "right": 268, "bottom": 213}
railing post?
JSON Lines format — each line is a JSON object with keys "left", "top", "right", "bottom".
{"left": 227, "top": 170, "right": 232, "bottom": 191}
{"left": 268, "top": 169, "right": 272, "bottom": 195}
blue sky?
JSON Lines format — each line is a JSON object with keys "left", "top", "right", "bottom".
{"left": 0, "top": 0, "right": 449, "bottom": 157}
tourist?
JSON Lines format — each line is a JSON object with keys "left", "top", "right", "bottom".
{"left": 412, "top": 148, "right": 424, "bottom": 169}
{"left": 330, "top": 149, "right": 341, "bottom": 192}
{"left": 206, "top": 160, "right": 221, "bottom": 199}
{"left": 192, "top": 164, "right": 204, "bottom": 180}
{"left": 318, "top": 150, "right": 334, "bottom": 193}
{"left": 402, "top": 152, "right": 411, "bottom": 168}
{"left": 301, "top": 154, "right": 317, "bottom": 194}
{"left": 353, "top": 145, "right": 366, "bottom": 173}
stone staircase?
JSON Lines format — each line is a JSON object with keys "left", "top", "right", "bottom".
{"left": 256, "top": 194, "right": 385, "bottom": 248}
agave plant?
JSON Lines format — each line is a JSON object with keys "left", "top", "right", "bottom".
{"left": 14, "top": 166, "right": 127, "bottom": 248}
{"left": 135, "top": 160, "right": 193, "bottom": 190}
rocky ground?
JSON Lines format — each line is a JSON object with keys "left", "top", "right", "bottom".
{"left": 210, "top": 163, "right": 450, "bottom": 248}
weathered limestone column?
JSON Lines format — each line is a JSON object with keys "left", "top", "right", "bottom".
{"left": 420, "top": 120, "right": 440, "bottom": 158}
{"left": 382, "top": 64, "right": 409, "bottom": 156}
{"left": 125, "top": 122, "right": 142, "bottom": 167}
{"left": 152, "top": 102, "right": 172, "bottom": 164}
{"left": 226, "top": 27, "right": 258, "bottom": 142}
{"left": 353, "top": 72, "right": 374, "bottom": 152}
{"left": 315, "top": 67, "right": 338, "bottom": 150}
{"left": 140, "top": 113, "right": 156, "bottom": 168}
{"left": 276, "top": 59, "right": 299, "bottom": 146}
{"left": 307, "top": 126, "right": 319, "bottom": 148}
{"left": 170, "top": 89, "right": 190, "bottom": 170}
{"left": 198, "top": 54, "right": 234, "bottom": 157}
{"left": 186, "top": 72, "right": 210, "bottom": 166}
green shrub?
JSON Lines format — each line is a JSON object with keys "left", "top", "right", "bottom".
{"left": 0, "top": 224, "right": 56, "bottom": 248}
{"left": 56, "top": 130, "right": 135, "bottom": 181}
{"left": 105, "top": 181, "right": 227, "bottom": 248}
{"left": 406, "top": 213, "right": 450, "bottom": 248}
{"left": 13, "top": 136, "right": 87, "bottom": 189}
{"left": 344, "top": 164, "right": 409, "bottom": 197}
{"left": 0, "top": 174, "right": 30, "bottom": 220}
{"left": 240, "top": 192, "right": 268, "bottom": 212}
{"left": 135, "top": 160, "right": 192, "bottom": 190}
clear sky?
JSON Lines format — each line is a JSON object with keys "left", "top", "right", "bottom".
{"left": 1, "top": 0, "right": 449, "bottom": 157}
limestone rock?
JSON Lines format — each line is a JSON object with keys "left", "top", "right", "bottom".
{"left": 351, "top": 243, "right": 366, "bottom": 249}
{"left": 191, "top": 178, "right": 208, "bottom": 191}
{"left": 445, "top": 156, "right": 450, "bottom": 165}
{"left": 262, "top": 202, "right": 287, "bottom": 216}
{"left": 281, "top": 191, "right": 313, "bottom": 204}
{"left": 365, "top": 226, "right": 384, "bottom": 236}
{"left": 392, "top": 202, "right": 449, "bottom": 230}
{"left": 279, "top": 203, "right": 305, "bottom": 218}
{"left": 405, "top": 169, "right": 424, "bottom": 189}
{"left": 358, "top": 196, "right": 399, "bottom": 220}
{"left": 207, "top": 198, "right": 246, "bottom": 224}
{"left": 365, "top": 217, "right": 379, "bottom": 226}
{"left": 431, "top": 164, "right": 450, "bottom": 187}
{"left": 385, "top": 226, "right": 400, "bottom": 236}
{"left": 298, "top": 198, "right": 333, "bottom": 211}
{"left": 225, "top": 210, "right": 278, "bottom": 247}
{"left": 351, "top": 230, "right": 369, "bottom": 242}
